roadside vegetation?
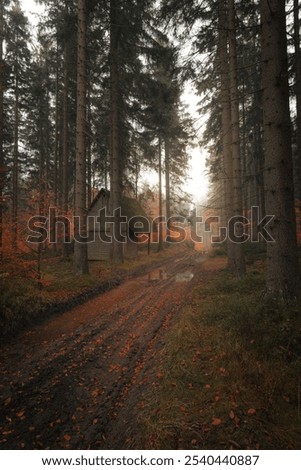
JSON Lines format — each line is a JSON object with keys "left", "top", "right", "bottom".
{"left": 0, "top": 243, "right": 180, "bottom": 337}
{"left": 141, "top": 249, "right": 301, "bottom": 450}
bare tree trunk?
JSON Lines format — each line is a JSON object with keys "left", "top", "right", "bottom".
{"left": 110, "top": 0, "right": 123, "bottom": 263}
{"left": 134, "top": 156, "right": 139, "bottom": 199}
{"left": 228, "top": 0, "right": 245, "bottom": 277}
{"left": 158, "top": 136, "right": 163, "bottom": 252}
{"left": 165, "top": 138, "right": 171, "bottom": 242}
{"left": 44, "top": 53, "right": 50, "bottom": 195}
{"left": 39, "top": 103, "right": 45, "bottom": 217}
{"left": 294, "top": 0, "right": 301, "bottom": 201}
{"left": 218, "top": 0, "right": 235, "bottom": 271}
{"left": 51, "top": 39, "right": 60, "bottom": 253}
{"left": 12, "top": 69, "right": 19, "bottom": 250}
{"left": 62, "top": 41, "right": 70, "bottom": 258}
{"left": 261, "top": 0, "right": 299, "bottom": 299}
{"left": 241, "top": 76, "right": 247, "bottom": 213}
{"left": 87, "top": 88, "right": 92, "bottom": 207}
{"left": 58, "top": 109, "right": 63, "bottom": 209}
{"left": 0, "top": 0, "right": 4, "bottom": 257}
{"left": 53, "top": 19, "right": 59, "bottom": 208}
{"left": 74, "top": 0, "right": 89, "bottom": 275}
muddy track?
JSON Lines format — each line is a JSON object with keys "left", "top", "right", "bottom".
{"left": 0, "top": 250, "right": 213, "bottom": 450}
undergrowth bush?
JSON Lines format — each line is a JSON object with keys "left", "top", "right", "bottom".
{"left": 200, "top": 270, "right": 301, "bottom": 360}
{"left": 141, "top": 260, "right": 301, "bottom": 450}
{"left": 0, "top": 278, "right": 45, "bottom": 336}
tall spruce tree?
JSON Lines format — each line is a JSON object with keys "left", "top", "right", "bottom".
{"left": 74, "top": 0, "right": 89, "bottom": 275}
{"left": 261, "top": 0, "right": 299, "bottom": 299}
{"left": 5, "top": 0, "right": 31, "bottom": 249}
{"left": 293, "top": 0, "right": 301, "bottom": 200}
{"left": 218, "top": 0, "right": 235, "bottom": 271}
{"left": 228, "top": 0, "right": 245, "bottom": 276}
{"left": 0, "top": 0, "right": 5, "bottom": 256}
{"left": 109, "top": 0, "right": 123, "bottom": 263}
{"left": 140, "top": 31, "right": 193, "bottom": 244}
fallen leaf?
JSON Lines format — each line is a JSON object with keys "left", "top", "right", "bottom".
{"left": 212, "top": 418, "right": 222, "bottom": 426}
{"left": 4, "top": 398, "right": 12, "bottom": 407}
{"left": 229, "top": 410, "right": 235, "bottom": 420}
{"left": 234, "top": 416, "right": 240, "bottom": 426}
{"left": 63, "top": 434, "right": 71, "bottom": 441}
{"left": 16, "top": 411, "right": 25, "bottom": 418}
{"left": 247, "top": 408, "right": 256, "bottom": 416}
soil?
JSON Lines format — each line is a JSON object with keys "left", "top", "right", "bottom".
{"left": 0, "top": 248, "right": 223, "bottom": 450}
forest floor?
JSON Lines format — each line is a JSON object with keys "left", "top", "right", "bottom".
{"left": 1, "top": 246, "right": 301, "bottom": 450}
{"left": 0, "top": 246, "right": 213, "bottom": 449}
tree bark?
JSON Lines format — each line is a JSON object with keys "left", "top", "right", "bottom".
{"left": 110, "top": 0, "right": 123, "bottom": 263}
{"left": 261, "top": 0, "right": 299, "bottom": 299}
{"left": 51, "top": 33, "right": 60, "bottom": 253}
{"left": 294, "top": 0, "right": 301, "bottom": 200}
{"left": 53, "top": 26, "right": 59, "bottom": 208}
{"left": 165, "top": 138, "right": 171, "bottom": 242}
{"left": 158, "top": 136, "right": 163, "bottom": 252}
{"left": 228, "top": 0, "right": 246, "bottom": 277}
{"left": 87, "top": 88, "right": 92, "bottom": 208}
{"left": 218, "top": 0, "right": 235, "bottom": 271}
{"left": 0, "top": 0, "right": 4, "bottom": 257}
{"left": 74, "top": 0, "right": 89, "bottom": 275}
{"left": 12, "top": 65, "right": 19, "bottom": 250}
{"left": 62, "top": 41, "right": 70, "bottom": 258}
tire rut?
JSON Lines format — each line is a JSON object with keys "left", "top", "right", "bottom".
{"left": 0, "top": 250, "right": 206, "bottom": 449}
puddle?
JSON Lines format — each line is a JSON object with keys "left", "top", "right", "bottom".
{"left": 148, "top": 269, "right": 169, "bottom": 282}
{"left": 175, "top": 271, "right": 194, "bottom": 282}
{"left": 195, "top": 255, "right": 206, "bottom": 264}
{"left": 148, "top": 269, "right": 194, "bottom": 283}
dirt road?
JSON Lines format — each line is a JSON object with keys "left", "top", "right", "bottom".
{"left": 0, "top": 249, "right": 213, "bottom": 450}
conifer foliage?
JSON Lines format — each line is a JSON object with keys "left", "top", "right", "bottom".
{"left": 0, "top": 0, "right": 299, "bottom": 297}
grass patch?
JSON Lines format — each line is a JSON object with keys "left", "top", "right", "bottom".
{"left": 141, "top": 260, "right": 301, "bottom": 450}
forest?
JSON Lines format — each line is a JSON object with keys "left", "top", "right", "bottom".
{"left": 0, "top": 0, "right": 301, "bottom": 452}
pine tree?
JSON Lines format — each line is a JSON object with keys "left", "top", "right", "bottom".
{"left": 293, "top": 0, "right": 301, "bottom": 200}
{"left": 109, "top": 0, "right": 123, "bottom": 263}
{"left": 0, "top": 0, "right": 5, "bottom": 256}
{"left": 5, "top": 0, "right": 31, "bottom": 249}
{"left": 218, "top": 0, "right": 235, "bottom": 271}
{"left": 261, "top": 0, "right": 299, "bottom": 299}
{"left": 74, "top": 0, "right": 89, "bottom": 275}
{"left": 140, "top": 32, "right": 193, "bottom": 244}
{"left": 228, "top": 0, "right": 245, "bottom": 276}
